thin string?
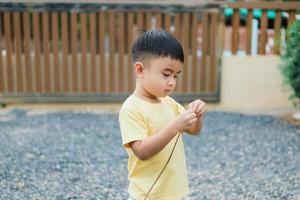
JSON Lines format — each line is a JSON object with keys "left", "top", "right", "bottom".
{"left": 143, "top": 133, "right": 181, "bottom": 200}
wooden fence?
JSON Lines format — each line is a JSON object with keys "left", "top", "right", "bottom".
{"left": 2, "top": 2, "right": 299, "bottom": 104}
{"left": 0, "top": 3, "right": 222, "bottom": 104}
{"left": 225, "top": 2, "right": 300, "bottom": 55}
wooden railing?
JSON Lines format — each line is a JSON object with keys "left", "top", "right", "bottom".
{"left": 225, "top": 2, "right": 300, "bottom": 55}
{"left": 0, "top": 3, "right": 222, "bottom": 103}
{"left": 1, "top": 2, "right": 299, "bottom": 104}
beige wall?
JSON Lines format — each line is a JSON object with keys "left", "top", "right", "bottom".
{"left": 213, "top": 55, "right": 294, "bottom": 113}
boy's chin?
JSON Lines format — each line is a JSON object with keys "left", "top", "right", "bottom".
{"left": 150, "top": 90, "right": 172, "bottom": 98}
{"left": 160, "top": 91, "right": 172, "bottom": 97}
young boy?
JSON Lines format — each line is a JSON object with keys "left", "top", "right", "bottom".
{"left": 119, "top": 29, "right": 206, "bottom": 200}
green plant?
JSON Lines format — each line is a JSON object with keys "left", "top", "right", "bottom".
{"left": 280, "top": 20, "right": 300, "bottom": 108}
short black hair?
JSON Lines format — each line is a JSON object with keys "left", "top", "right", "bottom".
{"left": 132, "top": 29, "right": 184, "bottom": 63}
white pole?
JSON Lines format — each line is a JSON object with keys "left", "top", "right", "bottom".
{"left": 251, "top": 18, "right": 258, "bottom": 56}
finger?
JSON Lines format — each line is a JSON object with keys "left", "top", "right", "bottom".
{"left": 193, "top": 104, "right": 198, "bottom": 112}
{"left": 200, "top": 105, "right": 207, "bottom": 113}
{"left": 196, "top": 113, "right": 206, "bottom": 120}
{"left": 186, "top": 109, "right": 194, "bottom": 114}
{"left": 196, "top": 113, "right": 204, "bottom": 119}
{"left": 196, "top": 107, "right": 206, "bottom": 116}
{"left": 196, "top": 103, "right": 205, "bottom": 114}
{"left": 188, "top": 112, "right": 197, "bottom": 119}
{"left": 201, "top": 107, "right": 206, "bottom": 114}
{"left": 188, "top": 102, "right": 194, "bottom": 109}
{"left": 189, "top": 117, "right": 198, "bottom": 125}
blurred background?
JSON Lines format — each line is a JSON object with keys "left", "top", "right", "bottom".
{"left": 0, "top": 0, "right": 299, "bottom": 115}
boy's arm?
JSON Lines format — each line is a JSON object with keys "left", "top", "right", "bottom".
{"left": 129, "top": 109, "right": 197, "bottom": 161}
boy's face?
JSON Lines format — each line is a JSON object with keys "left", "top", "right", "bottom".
{"left": 136, "top": 56, "right": 182, "bottom": 98}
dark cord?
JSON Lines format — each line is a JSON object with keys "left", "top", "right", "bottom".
{"left": 143, "top": 133, "right": 181, "bottom": 200}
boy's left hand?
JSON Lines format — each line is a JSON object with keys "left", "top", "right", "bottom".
{"left": 188, "top": 99, "right": 206, "bottom": 120}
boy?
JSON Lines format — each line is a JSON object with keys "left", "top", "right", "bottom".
{"left": 119, "top": 29, "right": 206, "bottom": 200}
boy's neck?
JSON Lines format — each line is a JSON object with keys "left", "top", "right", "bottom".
{"left": 133, "top": 90, "right": 161, "bottom": 104}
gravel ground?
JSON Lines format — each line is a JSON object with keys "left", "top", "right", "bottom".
{"left": 0, "top": 109, "right": 299, "bottom": 200}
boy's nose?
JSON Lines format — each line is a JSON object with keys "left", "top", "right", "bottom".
{"left": 168, "top": 79, "right": 176, "bottom": 86}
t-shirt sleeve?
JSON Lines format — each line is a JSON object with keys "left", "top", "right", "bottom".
{"left": 174, "top": 101, "right": 185, "bottom": 115}
{"left": 119, "top": 107, "right": 148, "bottom": 148}
{"left": 168, "top": 97, "right": 185, "bottom": 115}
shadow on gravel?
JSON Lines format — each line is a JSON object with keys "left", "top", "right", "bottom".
{"left": 0, "top": 109, "right": 299, "bottom": 200}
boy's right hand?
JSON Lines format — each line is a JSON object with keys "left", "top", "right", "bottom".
{"left": 174, "top": 109, "right": 198, "bottom": 132}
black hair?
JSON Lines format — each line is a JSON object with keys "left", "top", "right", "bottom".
{"left": 132, "top": 29, "right": 184, "bottom": 63}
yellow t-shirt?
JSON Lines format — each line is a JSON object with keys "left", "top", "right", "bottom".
{"left": 119, "top": 95, "right": 189, "bottom": 200}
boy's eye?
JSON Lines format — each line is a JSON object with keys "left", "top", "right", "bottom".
{"left": 162, "top": 73, "right": 170, "bottom": 77}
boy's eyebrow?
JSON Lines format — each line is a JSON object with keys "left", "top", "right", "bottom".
{"left": 163, "top": 68, "right": 181, "bottom": 74}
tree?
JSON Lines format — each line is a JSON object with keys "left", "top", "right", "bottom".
{"left": 280, "top": 20, "right": 300, "bottom": 109}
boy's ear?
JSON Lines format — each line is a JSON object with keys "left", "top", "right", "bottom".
{"left": 133, "top": 62, "right": 145, "bottom": 77}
